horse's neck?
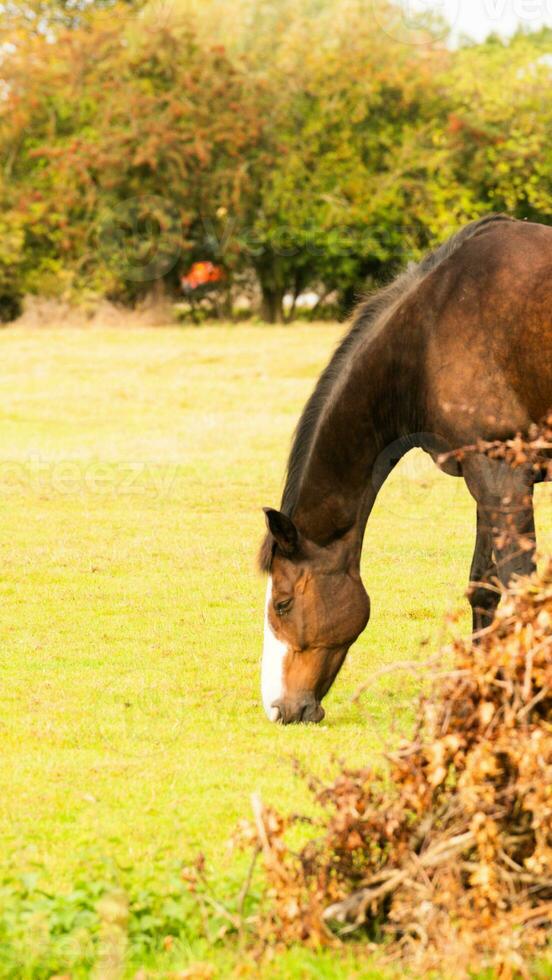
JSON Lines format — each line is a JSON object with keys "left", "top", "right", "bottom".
{"left": 292, "top": 321, "right": 419, "bottom": 550}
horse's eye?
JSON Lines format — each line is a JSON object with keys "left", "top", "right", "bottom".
{"left": 275, "top": 597, "right": 293, "bottom": 616}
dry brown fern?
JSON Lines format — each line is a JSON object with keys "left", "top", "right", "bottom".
{"left": 233, "top": 562, "right": 552, "bottom": 977}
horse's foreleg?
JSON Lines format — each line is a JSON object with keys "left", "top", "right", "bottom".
{"left": 463, "top": 455, "right": 536, "bottom": 627}
{"left": 468, "top": 507, "right": 500, "bottom": 632}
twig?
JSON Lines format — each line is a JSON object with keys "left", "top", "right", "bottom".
{"left": 511, "top": 902, "right": 552, "bottom": 925}
{"left": 323, "top": 831, "right": 475, "bottom": 933}
{"left": 251, "top": 793, "right": 272, "bottom": 860}
{"left": 199, "top": 891, "right": 240, "bottom": 930}
{"left": 517, "top": 684, "right": 550, "bottom": 720}
{"left": 522, "top": 647, "right": 535, "bottom": 702}
{"left": 237, "top": 844, "right": 260, "bottom": 946}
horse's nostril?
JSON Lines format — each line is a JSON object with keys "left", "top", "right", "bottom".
{"left": 301, "top": 700, "right": 325, "bottom": 724}
{"left": 312, "top": 702, "right": 325, "bottom": 723}
{"left": 269, "top": 697, "right": 324, "bottom": 724}
{"left": 268, "top": 703, "right": 282, "bottom": 723}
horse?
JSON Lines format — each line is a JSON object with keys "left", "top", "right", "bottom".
{"left": 258, "top": 214, "right": 552, "bottom": 724}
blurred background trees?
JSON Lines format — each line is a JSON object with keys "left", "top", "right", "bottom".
{"left": 0, "top": 0, "right": 550, "bottom": 322}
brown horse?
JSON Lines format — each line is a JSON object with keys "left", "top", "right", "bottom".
{"left": 259, "top": 214, "right": 552, "bottom": 724}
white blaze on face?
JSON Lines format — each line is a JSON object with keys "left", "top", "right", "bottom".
{"left": 261, "top": 577, "right": 288, "bottom": 721}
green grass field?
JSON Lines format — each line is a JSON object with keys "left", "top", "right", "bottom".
{"left": 2, "top": 324, "right": 552, "bottom": 978}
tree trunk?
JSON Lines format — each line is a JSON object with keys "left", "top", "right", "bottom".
{"left": 260, "top": 285, "right": 285, "bottom": 324}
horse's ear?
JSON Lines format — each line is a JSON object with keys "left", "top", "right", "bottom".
{"left": 263, "top": 508, "right": 299, "bottom": 557}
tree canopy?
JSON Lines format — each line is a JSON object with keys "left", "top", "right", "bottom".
{"left": 0, "top": 0, "right": 550, "bottom": 321}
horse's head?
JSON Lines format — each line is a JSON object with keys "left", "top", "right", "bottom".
{"left": 260, "top": 508, "right": 370, "bottom": 724}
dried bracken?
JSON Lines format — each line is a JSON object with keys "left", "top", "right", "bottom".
{"left": 234, "top": 563, "right": 552, "bottom": 977}
{"left": 439, "top": 410, "right": 552, "bottom": 477}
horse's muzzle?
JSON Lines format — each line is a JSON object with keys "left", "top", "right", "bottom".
{"left": 270, "top": 695, "right": 325, "bottom": 725}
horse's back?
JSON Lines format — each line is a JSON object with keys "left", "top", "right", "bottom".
{"left": 422, "top": 218, "right": 552, "bottom": 442}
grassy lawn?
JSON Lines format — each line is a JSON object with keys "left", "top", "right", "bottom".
{"left": 1, "top": 324, "right": 551, "bottom": 977}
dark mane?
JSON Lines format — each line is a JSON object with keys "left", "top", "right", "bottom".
{"left": 258, "top": 213, "right": 515, "bottom": 572}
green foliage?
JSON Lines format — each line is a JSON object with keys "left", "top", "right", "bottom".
{"left": 442, "top": 30, "right": 552, "bottom": 220}
{"left": 0, "top": 3, "right": 550, "bottom": 320}
{"left": 243, "top": 3, "right": 452, "bottom": 318}
{"left": 0, "top": 865, "right": 231, "bottom": 976}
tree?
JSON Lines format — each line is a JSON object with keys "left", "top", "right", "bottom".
{"left": 439, "top": 29, "right": 552, "bottom": 222}
{"left": 0, "top": 4, "right": 266, "bottom": 306}
{"left": 240, "top": 1, "right": 451, "bottom": 320}
{"left": 0, "top": 0, "right": 550, "bottom": 323}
